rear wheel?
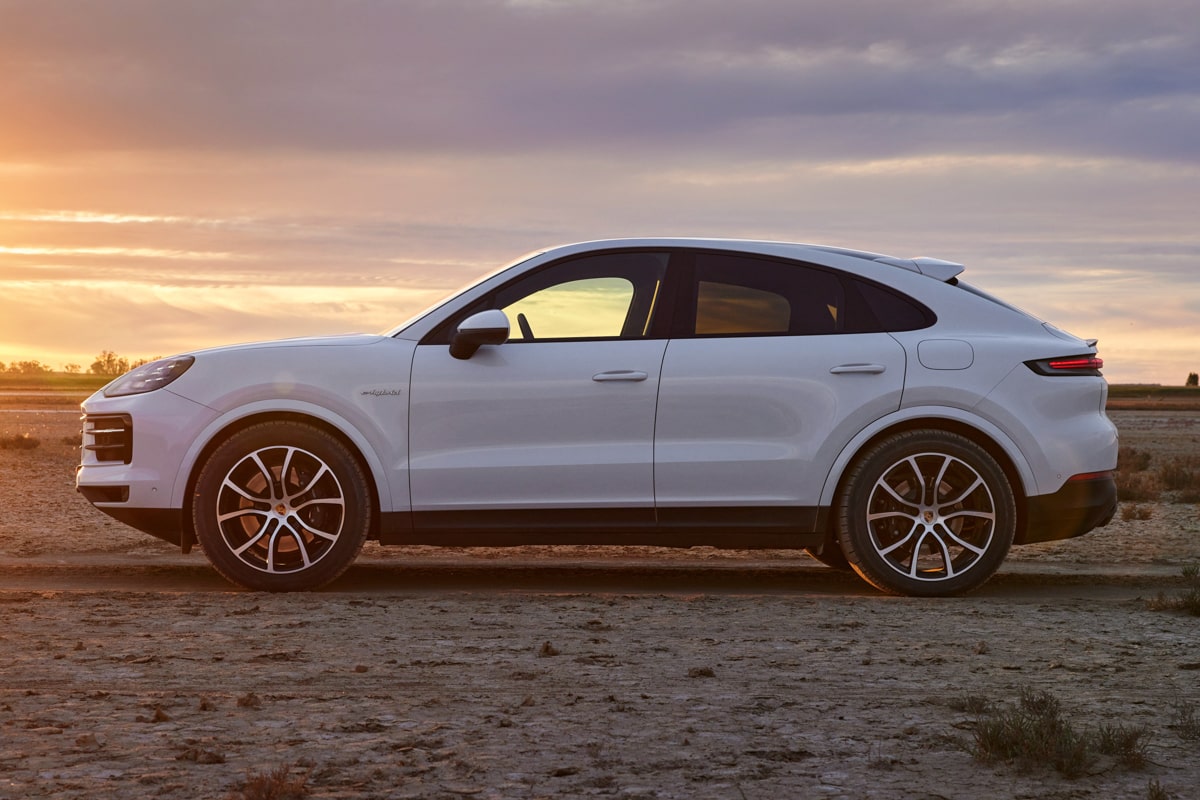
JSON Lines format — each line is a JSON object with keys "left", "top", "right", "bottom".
{"left": 192, "top": 421, "right": 371, "bottom": 591}
{"left": 836, "top": 430, "right": 1015, "bottom": 597}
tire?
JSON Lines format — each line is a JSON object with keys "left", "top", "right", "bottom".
{"left": 192, "top": 421, "right": 371, "bottom": 591}
{"left": 836, "top": 430, "right": 1015, "bottom": 597}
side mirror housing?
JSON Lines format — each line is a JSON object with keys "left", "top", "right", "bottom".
{"left": 449, "top": 309, "right": 511, "bottom": 360}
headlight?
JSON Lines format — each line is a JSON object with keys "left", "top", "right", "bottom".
{"left": 103, "top": 356, "right": 196, "bottom": 397}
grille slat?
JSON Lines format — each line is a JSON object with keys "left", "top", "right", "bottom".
{"left": 82, "top": 414, "right": 133, "bottom": 464}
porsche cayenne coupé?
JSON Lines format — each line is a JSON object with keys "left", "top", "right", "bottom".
{"left": 77, "top": 238, "right": 1118, "bottom": 596}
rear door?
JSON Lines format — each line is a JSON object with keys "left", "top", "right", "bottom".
{"left": 654, "top": 252, "right": 907, "bottom": 518}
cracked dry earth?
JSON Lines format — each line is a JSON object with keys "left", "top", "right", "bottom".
{"left": 1, "top": 404, "right": 1198, "bottom": 799}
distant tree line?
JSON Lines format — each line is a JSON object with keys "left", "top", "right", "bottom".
{"left": 1189, "top": 372, "right": 1199, "bottom": 388}
{"left": 0, "top": 351, "right": 155, "bottom": 376}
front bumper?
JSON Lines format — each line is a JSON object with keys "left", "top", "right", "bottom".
{"left": 1020, "top": 473, "right": 1117, "bottom": 545}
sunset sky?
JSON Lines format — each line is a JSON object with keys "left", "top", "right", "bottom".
{"left": 1, "top": 0, "right": 1197, "bottom": 383}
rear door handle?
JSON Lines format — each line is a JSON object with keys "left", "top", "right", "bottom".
{"left": 592, "top": 370, "right": 649, "bottom": 382}
{"left": 829, "top": 363, "right": 887, "bottom": 375}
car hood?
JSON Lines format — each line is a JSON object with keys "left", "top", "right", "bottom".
{"left": 184, "top": 333, "right": 388, "bottom": 357}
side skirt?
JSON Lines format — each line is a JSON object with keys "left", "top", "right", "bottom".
{"left": 379, "top": 506, "right": 827, "bottom": 549}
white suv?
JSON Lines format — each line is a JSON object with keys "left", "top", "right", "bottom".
{"left": 77, "top": 239, "right": 1118, "bottom": 596}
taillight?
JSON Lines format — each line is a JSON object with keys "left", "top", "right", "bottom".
{"left": 1026, "top": 354, "right": 1104, "bottom": 376}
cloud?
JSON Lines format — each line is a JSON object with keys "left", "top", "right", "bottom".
{"left": 0, "top": 0, "right": 1196, "bottom": 161}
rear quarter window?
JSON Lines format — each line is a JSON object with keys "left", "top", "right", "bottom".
{"left": 849, "top": 280, "right": 935, "bottom": 332}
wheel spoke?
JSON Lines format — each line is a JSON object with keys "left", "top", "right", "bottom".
{"left": 878, "top": 523, "right": 918, "bottom": 557}
{"left": 933, "top": 455, "right": 953, "bottom": 495}
{"left": 285, "top": 524, "right": 314, "bottom": 568}
{"left": 908, "top": 530, "right": 930, "bottom": 578}
{"left": 249, "top": 452, "right": 278, "bottom": 499}
{"left": 232, "top": 520, "right": 272, "bottom": 556}
{"left": 876, "top": 479, "right": 919, "bottom": 508}
{"left": 942, "top": 509, "right": 995, "bottom": 522}
{"left": 928, "top": 531, "right": 957, "bottom": 577}
{"left": 867, "top": 510, "right": 917, "bottom": 523}
{"left": 939, "top": 475, "right": 984, "bottom": 507}
{"left": 287, "top": 463, "right": 331, "bottom": 503}
{"left": 218, "top": 507, "right": 267, "bottom": 524}
{"left": 222, "top": 477, "right": 265, "bottom": 504}
{"left": 938, "top": 525, "right": 989, "bottom": 556}
{"left": 296, "top": 520, "right": 339, "bottom": 542}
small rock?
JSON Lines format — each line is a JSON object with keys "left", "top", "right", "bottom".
{"left": 687, "top": 667, "right": 716, "bottom": 679}
{"left": 176, "top": 747, "right": 225, "bottom": 764}
{"left": 538, "top": 641, "right": 560, "bottom": 657}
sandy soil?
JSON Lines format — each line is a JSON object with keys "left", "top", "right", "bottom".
{"left": 1, "top": 405, "right": 1198, "bottom": 799}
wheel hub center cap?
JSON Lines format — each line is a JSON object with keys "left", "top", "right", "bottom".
{"left": 275, "top": 503, "right": 287, "bottom": 515}
{"left": 922, "top": 509, "right": 936, "bottom": 524}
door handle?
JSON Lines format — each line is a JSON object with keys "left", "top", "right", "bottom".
{"left": 829, "top": 363, "right": 887, "bottom": 375}
{"left": 592, "top": 370, "right": 649, "bottom": 382}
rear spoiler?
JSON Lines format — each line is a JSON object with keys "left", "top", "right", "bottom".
{"left": 874, "top": 256, "right": 965, "bottom": 282}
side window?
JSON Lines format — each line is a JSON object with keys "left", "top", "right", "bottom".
{"left": 688, "top": 254, "right": 844, "bottom": 336}
{"left": 489, "top": 252, "right": 668, "bottom": 342}
{"left": 503, "top": 277, "right": 635, "bottom": 340}
{"left": 696, "top": 282, "right": 790, "bottom": 334}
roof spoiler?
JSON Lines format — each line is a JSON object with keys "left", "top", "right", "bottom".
{"left": 874, "top": 256, "right": 965, "bottom": 282}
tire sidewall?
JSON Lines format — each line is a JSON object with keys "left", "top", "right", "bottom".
{"left": 836, "top": 430, "right": 1016, "bottom": 597}
{"left": 192, "top": 422, "right": 371, "bottom": 591}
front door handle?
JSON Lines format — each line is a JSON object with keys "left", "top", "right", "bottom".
{"left": 592, "top": 370, "right": 649, "bottom": 382}
{"left": 829, "top": 363, "right": 887, "bottom": 375}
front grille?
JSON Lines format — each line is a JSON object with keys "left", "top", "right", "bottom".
{"left": 83, "top": 414, "right": 133, "bottom": 464}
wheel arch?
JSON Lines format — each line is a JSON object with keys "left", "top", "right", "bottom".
{"left": 176, "top": 406, "right": 389, "bottom": 551}
{"left": 819, "top": 409, "right": 1034, "bottom": 543}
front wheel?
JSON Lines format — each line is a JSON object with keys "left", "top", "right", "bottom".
{"left": 192, "top": 421, "right": 372, "bottom": 591}
{"left": 836, "top": 430, "right": 1016, "bottom": 597}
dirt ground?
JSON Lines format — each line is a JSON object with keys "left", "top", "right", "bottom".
{"left": 1, "top": 402, "right": 1197, "bottom": 799}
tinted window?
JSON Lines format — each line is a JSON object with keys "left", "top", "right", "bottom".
{"left": 851, "top": 280, "right": 934, "bottom": 332}
{"left": 686, "top": 254, "right": 844, "bottom": 336}
{"left": 696, "top": 281, "right": 790, "bottom": 334}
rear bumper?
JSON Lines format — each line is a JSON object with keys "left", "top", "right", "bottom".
{"left": 1019, "top": 474, "right": 1117, "bottom": 545}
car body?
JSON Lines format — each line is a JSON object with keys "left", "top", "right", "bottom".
{"left": 77, "top": 238, "right": 1118, "bottom": 596}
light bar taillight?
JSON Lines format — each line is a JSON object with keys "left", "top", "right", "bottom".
{"left": 1026, "top": 354, "right": 1104, "bottom": 377}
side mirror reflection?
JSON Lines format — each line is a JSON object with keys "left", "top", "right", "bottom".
{"left": 449, "top": 309, "right": 511, "bottom": 360}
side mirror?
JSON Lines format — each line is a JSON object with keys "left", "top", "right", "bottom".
{"left": 449, "top": 309, "right": 511, "bottom": 360}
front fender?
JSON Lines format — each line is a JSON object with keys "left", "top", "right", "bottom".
{"left": 168, "top": 399, "right": 399, "bottom": 514}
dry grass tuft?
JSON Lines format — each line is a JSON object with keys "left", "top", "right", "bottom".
{"left": 973, "top": 687, "right": 1093, "bottom": 777}
{"left": 0, "top": 433, "right": 39, "bottom": 450}
{"left": 1147, "top": 564, "right": 1200, "bottom": 617}
{"left": 1121, "top": 503, "right": 1154, "bottom": 521}
{"left": 1147, "top": 779, "right": 1173, "bottom": 800}
{"left": 226, "top": 763, "right": 310, "bottom": 800}
{"left": 971, "top": 687, "right": 1152, "bottom": 778}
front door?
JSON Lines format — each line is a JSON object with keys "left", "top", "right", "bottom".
{"left": 407, "top": 251, "right": 670, "bottom": 533}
